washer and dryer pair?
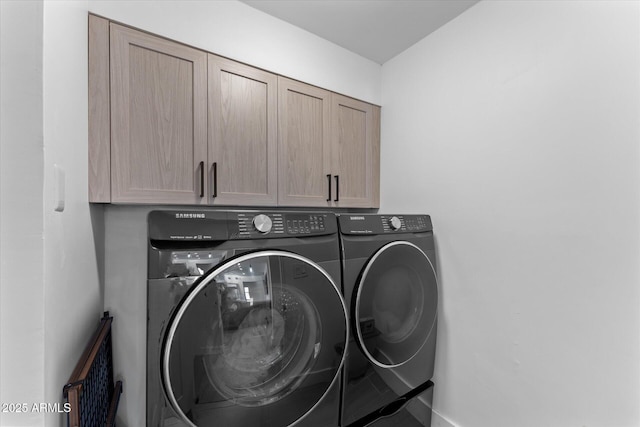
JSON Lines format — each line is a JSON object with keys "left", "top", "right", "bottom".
{"left": 146, "top": 211, "right": 438, "bottom": 427}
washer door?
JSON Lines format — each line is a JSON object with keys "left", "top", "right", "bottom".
{"left": 354, "top": 241, "right": 438, "bottom": 368}
{"left": 161, "top": 250, "right": 348, "bottom": 427}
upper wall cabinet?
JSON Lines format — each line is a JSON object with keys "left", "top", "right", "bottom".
{"left": 278, "top": 77, "right": 380, "bottom": 208}
{"left": 89, "top": 15, "right": 379, "bottom": 208}
{"left": 332, "top": 93, "right": 380, "bottom": 208}
{"left": 110, "top": 23, "right": 208, "bottom": 204}
{"left": 208, "top": 55, "right": 278, "bottom": 206}
{"left": 278, "top": 77, "right": 332, "bottom": 207}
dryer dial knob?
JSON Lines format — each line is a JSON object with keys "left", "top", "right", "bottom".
{"left": 253, "top": 214, "right": 273, "bottom": 234}
{"left": 389, "top": 216, "right": 402, "bottom": 231}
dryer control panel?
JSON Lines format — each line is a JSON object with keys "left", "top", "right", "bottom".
{"left": 339, "top": 214, "right": 432, "bottom": 235}
{"left": 381, "top": 215, "right": 431, "bottom": 233}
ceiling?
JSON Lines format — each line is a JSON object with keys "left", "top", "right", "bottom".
{"left": 241, "top": 0, "right": 480, "bottom": 64}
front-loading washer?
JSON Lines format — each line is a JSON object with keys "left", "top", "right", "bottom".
{"left": 339, "top": 214, "right": 438, "bottom": 427}
{"left": 147, "top": 210, "right": 348, "bottom": 427}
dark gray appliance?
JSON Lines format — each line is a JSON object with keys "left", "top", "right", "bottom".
{"left": 339, "top": 214, "right": 438, "bottom": 427}
{"left": 147, "top": 210, "right": 348, "bottom": 427}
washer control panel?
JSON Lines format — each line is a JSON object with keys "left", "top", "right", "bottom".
{"left": 148, "top": 210, "right": 338, "bottom": 242}
{"left": 235, "top": 212, "right": 334, "bottom": 238}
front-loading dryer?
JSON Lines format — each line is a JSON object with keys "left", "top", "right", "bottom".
{"left": 147, "top": 210, "right": 348, "bottom": 427}
{"left": 339, "top": 214, "right": 438, "bottom": 427}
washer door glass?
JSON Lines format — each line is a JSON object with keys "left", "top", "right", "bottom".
{"left": 354, "top": 241, "right": 438, "bottom": 368}
{"left": 162, "top": 250, "right": 348, "bottom": 427}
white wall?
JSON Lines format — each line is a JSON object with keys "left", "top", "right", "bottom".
{"left": 380, "top": 1, "right": 640, "bottom": 426}
{"left": 0, "top": 2, "right": 46, "bottom": 426}
{"left": 1, "top": 2, "right": 105, "bottom": 426}
{"left": 42, "top": 1, "right": 104, "bottom": 426}
{"left": 88, "top": 0, "right": 382, "bottom": 105}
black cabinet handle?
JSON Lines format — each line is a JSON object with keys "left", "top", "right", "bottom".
{"left": 326, "top": 174, "right": 332, "bottom": 202}
{"left": 199, "top": 161, "right": 204, "bottom": 198}
{"left": 212, "top": 162, "right": 218, "bottom": 198}
{"left": 334, "top": 175, "right": 339, "bottom": 202}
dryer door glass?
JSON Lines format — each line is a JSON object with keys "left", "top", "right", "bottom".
{"left": 354, "top": 241, "right": 438, "bottom": 368}
{"left": 161, "top": 250, "right": 348, "bottom": 427}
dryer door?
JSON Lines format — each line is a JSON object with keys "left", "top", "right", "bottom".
{"left": 353, "top": 241, "right": 438, "bottom": 368}
{"left": 161, "top": 250, "right": 348, "bottom": 427}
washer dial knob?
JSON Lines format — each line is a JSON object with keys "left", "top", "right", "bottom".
{"left": 253, "top": 214, "right": 273, "bottom": 234}
{"left": 389, "top": 216, "right": 402, "bottom": 231}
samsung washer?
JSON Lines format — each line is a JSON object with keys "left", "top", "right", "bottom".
{"left": 339, "top": 214, "right": 438, "bottom": 427}
{"left": 147, "top": 210, "right": 348, "bottom": 427}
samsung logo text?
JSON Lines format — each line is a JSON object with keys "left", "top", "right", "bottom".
{"left": 175, "top": 213, "right": 206, "bottom": 219}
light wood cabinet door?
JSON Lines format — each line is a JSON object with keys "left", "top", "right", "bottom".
{"left": 278, "top": 77, "right": 332, "bottom": 207}
{"left": 208, "top": 55, "right": 278, "bottom": 206}
{"left": 110, "top": 24, "right": 208, "bottom": 204}
{"left": 331, "top": 94, "right": 380, "bottom": 208}
{"left": 89, "top": 15, "right": 110, "bottom": 203}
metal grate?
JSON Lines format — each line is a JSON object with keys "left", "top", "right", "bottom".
{"left": 63, "top": 312, "right": 123, "bottom": 427}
